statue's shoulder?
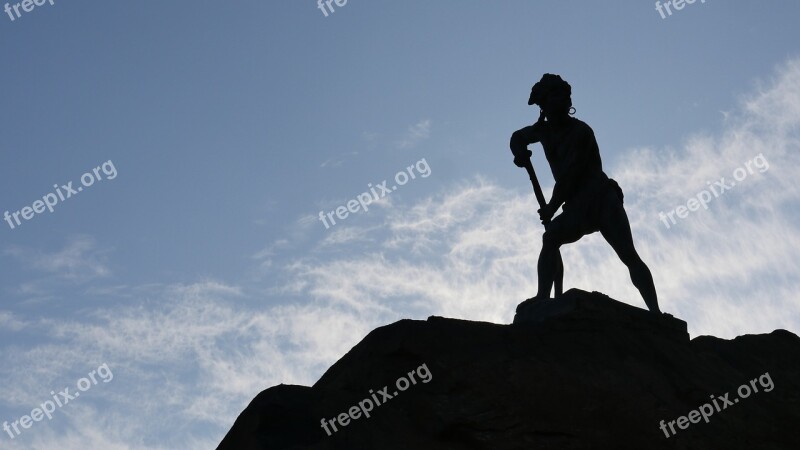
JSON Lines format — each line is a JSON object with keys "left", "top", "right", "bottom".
{"left": 570, "top": 118, "right": 596, "bottom": 137}
{"left": 571, "top": 117, "right": 591, "bottom": 130}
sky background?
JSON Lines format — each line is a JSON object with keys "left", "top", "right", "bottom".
{"left": 1, "top": 1, "right": 799, "bottom": 448}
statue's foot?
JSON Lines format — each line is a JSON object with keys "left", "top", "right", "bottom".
{"left": 516, "top": 295, "right": 550, "bottom": 314}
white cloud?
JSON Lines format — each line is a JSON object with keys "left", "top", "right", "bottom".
{"left": 3, "top": 235, "right": 113, "bottom": 303}
{"left": 0, "top": 311, "right": 26, "bottom": 331}
{"left": 320, "top": 151, "right": 359, "bottom": 168}
{"left": 5, "top": 235, "right": 111, "bottom": 282}
{"left": 395, "top": 119, "right": 432, "bottom": 149}
{"left": 319, "top": 225, "right": 379, "bottom": 247}
{"left": 0, "top": 280, "right": 379, "bottom": 449}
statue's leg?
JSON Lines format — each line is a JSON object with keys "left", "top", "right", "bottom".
{"left": 554, "top": 251, "right": 564, "bottom": 298}
{"left": 536, "top": 234, "right": 559, "bottom": 299}
{"left": 536, "top": 214, "right": 582, "bottom": 299}
{"left": 599, "top": 195, "right": 661, "bottom": 313}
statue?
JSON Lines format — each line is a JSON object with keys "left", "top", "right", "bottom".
{"left": 510, "top": 74, "right": 661, "bottom": 314}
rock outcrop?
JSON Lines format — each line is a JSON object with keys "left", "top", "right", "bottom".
{"left": 218, "top": 289, "right": 800, "bottom": 450}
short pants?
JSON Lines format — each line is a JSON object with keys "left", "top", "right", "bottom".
{"left": 545, "top": 177, "right": 626, "bottom": 245}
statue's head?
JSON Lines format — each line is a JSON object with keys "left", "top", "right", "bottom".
{"left": 528, "top": 74, "right": 572, "bottom": 121}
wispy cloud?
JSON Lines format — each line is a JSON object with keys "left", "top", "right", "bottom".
{"left": 0, "top": 280, "right": 373, "bottom": 448}
{"left": 5, "top": 235, "right": 111, "bottom": 282}
{"left": 0, "top": 311, "right": 27, "bottom": 331}
{"left": 319, "top": 225, "right": 379, "bottom": 247}
{"left": 253, "top": 239, "right": 290, "bottom": 261}
{"left": 395, "top": 119, "right": 432, "bottom": 149}
{"left": 320, "top": 151, "right": 359, "bottom": 168}
{"left": 3, "top": 235, "right": 113, "bottom": 303}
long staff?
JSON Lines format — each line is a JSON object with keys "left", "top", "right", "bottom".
{"left": 522, "top": 159, "right": 564, "bottom": 298}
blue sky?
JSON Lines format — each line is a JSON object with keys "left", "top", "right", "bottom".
{"left": 1, "top": 1, "right": 800, "bottom": 448}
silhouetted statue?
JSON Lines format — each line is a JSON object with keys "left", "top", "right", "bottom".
{"left": 510, "top": 74, "right": 661, "bottom": 313}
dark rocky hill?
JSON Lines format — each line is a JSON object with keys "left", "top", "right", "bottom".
{"left": 217, "top": 289, "right": 800, "bottom": 450}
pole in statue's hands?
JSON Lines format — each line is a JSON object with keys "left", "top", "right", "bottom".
{"left": 522, "top": 157, "right": 564, "bottom": 299}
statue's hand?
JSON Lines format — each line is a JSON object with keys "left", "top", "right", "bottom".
{"left": 538, "top": 203, "right": 556, "bottom": 224}
{"left": 513, "top": 149, "right": 533, "bottom": 167}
